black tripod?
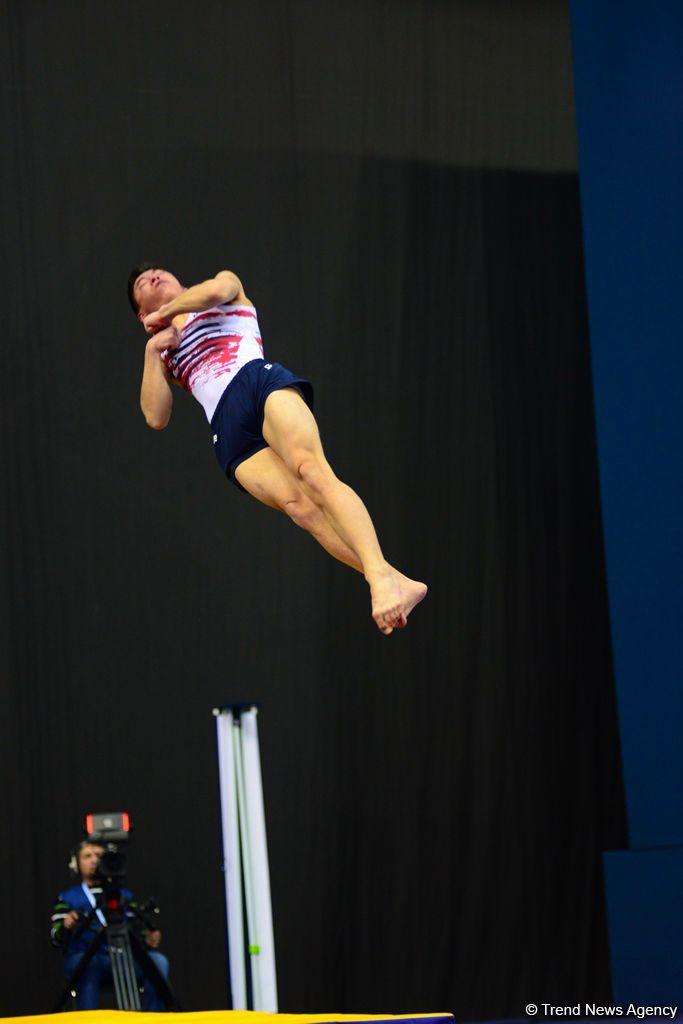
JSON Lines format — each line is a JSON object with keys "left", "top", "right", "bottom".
{"left": 54, "top": 886, "right": 179, "bottom": 1011}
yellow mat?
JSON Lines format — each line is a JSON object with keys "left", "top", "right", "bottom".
{"left": 1, "top": 1012, "right": 453, "bottom": 1024}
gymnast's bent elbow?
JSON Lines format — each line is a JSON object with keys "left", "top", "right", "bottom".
{"left": 142, "top": 404, "right": 172, "bottom": 430}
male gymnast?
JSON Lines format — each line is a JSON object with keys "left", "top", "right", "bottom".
{"left": 129, "top": 264, "right": 427, "bottom": 635}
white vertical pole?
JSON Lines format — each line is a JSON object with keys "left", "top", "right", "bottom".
{"left": 233, "top": 716, "right": 264, "bottom": 1008}
{"left": 240, "top": 707, "right": 278, "bottom": 1012}
{"left": 215, "top": 709, "right": 247, "bottom": 1010}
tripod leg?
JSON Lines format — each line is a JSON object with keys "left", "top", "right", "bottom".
{"left": 53, "top": 922, "right": 106, "bottom": 1012}
{"left": 121, "top": 945, "right": 142, "bottom": 1010}
{"left": 121, "top": 939, "right": 142, "bottom": 1010}
{"left": 109, "top": 941, "right": 126, "bottom": 1010}
{"left": 108, "top": 928, "right": 141, "bottom": 1010}
{"left": 129, "top": 930, "right": 180, "bottom": 1010}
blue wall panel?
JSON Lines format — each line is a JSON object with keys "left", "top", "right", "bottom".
{"left": 570, "top": 0, "right": 683, "bottom": 850}
{"left": 603, "top": 849, "right": 683, "bottom": 1003}
{"left": 571, "top": 0, "right": 683, "bottom": 1002}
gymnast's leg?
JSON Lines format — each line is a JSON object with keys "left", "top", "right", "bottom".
{"left": 235, "top": 447, "right": 360, "bottom": 570}
{"left": 235, "top": 446, "right": 426, "bottom": 634}
{"left": 255, "top": 389, "right": 426, "bottom": 634}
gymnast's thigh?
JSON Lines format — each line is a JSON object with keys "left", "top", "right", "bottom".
{"left": 234, "top": 445, "right": 306, "bottom": 511}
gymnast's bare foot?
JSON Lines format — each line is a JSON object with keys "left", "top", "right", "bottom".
{"left": 367, "top": 567, "right": 404, "bottom": 635}
{"left": 367, "top": 567, "right": 428, "bottom": 635}
{"left": 398, "top": 574, "right": 428, "bottom": 622}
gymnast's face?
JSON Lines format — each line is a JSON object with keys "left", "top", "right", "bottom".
{"left": 134, "top": 267, "right": 183, "bottom": 320}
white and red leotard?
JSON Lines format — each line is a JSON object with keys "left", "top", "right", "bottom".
{"left": 161, "top": 303, "right": 264, "bottom": 421}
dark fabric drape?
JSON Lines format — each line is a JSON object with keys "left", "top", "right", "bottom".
{"left": 1, "top": 1, "right": 625, "bottom": 1018}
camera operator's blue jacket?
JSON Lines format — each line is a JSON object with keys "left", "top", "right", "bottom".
{"left": 51, "top": 883, "right": 138, "bottom": 957}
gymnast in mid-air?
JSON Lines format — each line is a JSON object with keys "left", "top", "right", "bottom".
{"left": 129, "top": 265, "right": 427, "bottom": 635}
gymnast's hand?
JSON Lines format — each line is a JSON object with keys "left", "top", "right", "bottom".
{"left": 147, "top": 324, "right": 181, "bottom": 353}
{"left": 143, "top": 306, "right": 172, "bottom": 333}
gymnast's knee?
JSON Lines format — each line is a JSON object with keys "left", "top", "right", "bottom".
{"left": 282, "top": 495, "right": 319, "bottom": 533}
{"left": 295, "top": 453, "right": 336, "bottom": 502}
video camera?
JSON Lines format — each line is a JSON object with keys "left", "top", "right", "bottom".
{"left": 85, "top": 811, "right": 131, "bottom": 884}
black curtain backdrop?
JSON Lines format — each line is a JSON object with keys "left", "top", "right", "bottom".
{"left": 1, "top": 1, "right": 626, "bottom": 1018}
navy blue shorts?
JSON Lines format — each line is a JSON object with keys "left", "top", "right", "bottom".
{"left": 210, "top": 358, "right": 315, "bottom": 490}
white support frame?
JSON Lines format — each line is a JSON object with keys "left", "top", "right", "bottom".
{"left": 214, "top": 705, "right": 278, "bottom": 1012}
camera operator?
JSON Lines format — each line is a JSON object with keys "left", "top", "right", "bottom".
{"left": 50, "top": 840, "right": 171, "bottom": 1010}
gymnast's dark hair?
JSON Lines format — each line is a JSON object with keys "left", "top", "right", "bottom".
{"left": 127, "top": 262, "right": 160, "bottom": 316}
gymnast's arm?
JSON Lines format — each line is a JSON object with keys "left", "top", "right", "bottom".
{"left": 140, "top": 326, "right": 179, "bottom": 430}
{"left": 143, "top": 270, "right": 246, "bottom": 331}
